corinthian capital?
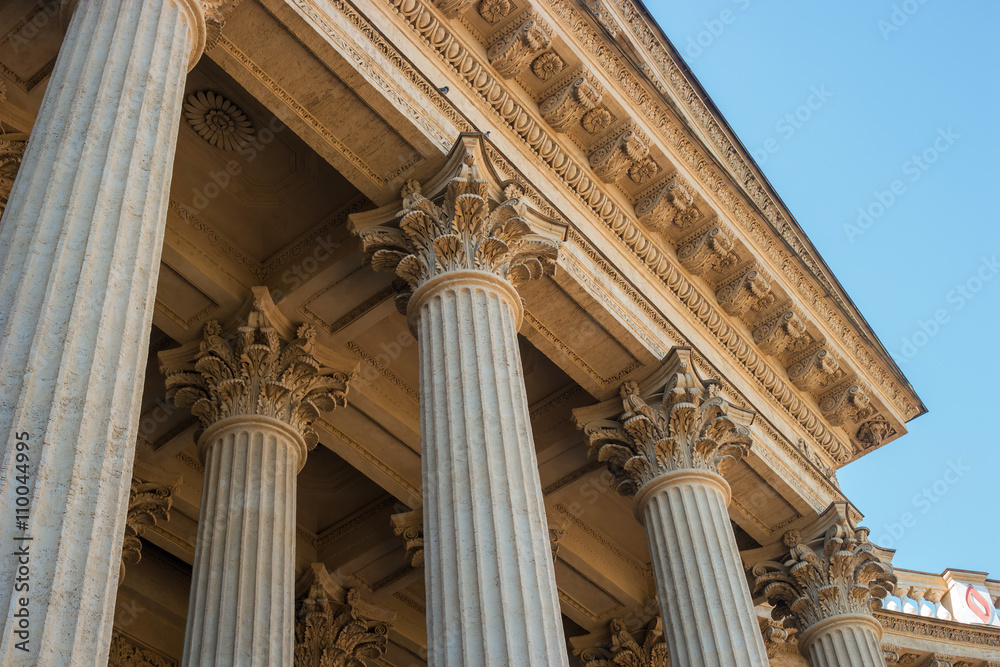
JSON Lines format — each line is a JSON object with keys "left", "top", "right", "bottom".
{"left": 577, "top": 617, "right": 669, "bottom": 667}
{"left": 750, "top": 503, "right": 896, "bottom": 635}
{"left": 353, "top": 144, "right": 559, "bottom": 310}
{"left": 159, "top": 299, "right": 351, "bottom": 451}
{"left": 573, "top": 347, "right": 754, "bottom": 497}
{"left": 0, "top": 134, "right": 28, "bottom": 220}
{"left": 294, "top": 564, "right": 396, "bottom": 667}
{"left": 121, "top": 477, "right": 177, "bottom": 580}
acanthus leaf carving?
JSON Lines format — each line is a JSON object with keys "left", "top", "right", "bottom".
{"left": 108, "top": 631, "right": 176, "bottom": 667}
{"left": 575, "top": 347, "right": 754, "bottom": 497}
{"left": 750, "top": 503, "right": 896, "bottom": 634}
{"left": 160, "top": 300, "right": 352, "bottom": 450}
{"left": 434, "top": 0, "right": 475, "bottom": 18}
{"left": 634, "top": 175, "right": 697, "bottom": 234}
{"left": 786, "top": 342, "right": 844, "bottom": 393}
{"left": 539, "top": 69, "right": 603, "bottom": 133}
{"left": 121, "top": 477, "right": 177, "bottom": 579}
{"left": 577, "top": 617, "right": 670, "bottom": 667}
{"left": 759, "top": 618, "right": 789, "bottom": 658}
{"left": 487, "top": 12, "right": 552, "bottom": 79}
{"left": 818, "top": 382, "right": 875, "bottom": 427}
{"left": 676, "top": 220, "right": 736, "bottom": 276}
{"left": 716, "top": 264, "right": 777, "bottom": 317}
{"left": 294, "top": 567, "right": 395, "bottom": 667}
{"left": 752, "top": 307, "right": 808, "bottom": 357}
{"left": 589, "top": 120, "right": 650, "bottom": 183}
{"left": 355, "top": 147, "right": 559, "bottom": 308}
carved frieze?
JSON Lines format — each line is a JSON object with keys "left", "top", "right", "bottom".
{"left": 539, "top": 68, "right": 603, "bottom": 133}
{"left": 487, "top": 12, "right": 552, "bottom": 79}
{"left": 752, "top": 308, "right": 807, "bottom": 357}
{"left": 589, "top": 121, "right": 651, "bottom": 183}
{"left": 676, "top": 220, "right": 736, "bottom": 276}
{"left": 355, "top": 149, "right": 559, "bottom": 309}
{"left": 575, "top": 347, "right": 754, "bottom": 497}
{"left": 751, "top": 503, "right": 895, "bottom": 634}
{"left": 160, "top": 301, "right": 351, "bottom": 450}
{"left": 390, "top": 508, "right": 424, "bottom": 568}
{"left": 716, "top": 265, "right": 777, "bottom": 317}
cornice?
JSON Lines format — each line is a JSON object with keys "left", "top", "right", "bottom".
{"left": 876, "top": 610, "right": 1000, "bottom": 649}
{"left": 562, "top": 0, "right": 924, "bottom": 422}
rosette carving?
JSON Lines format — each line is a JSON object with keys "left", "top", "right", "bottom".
{"left": 856, "top": 417, "right": 895, "bottom": 450}
{"left": 161, "top": 303, "right": 350, "bottom": 449}
{"left": 576, "top": 348, "right": 754, "bottom": 497}
{"left": 183, "top": 90, "right": 254, "bottom": 151}
{"left": 356, "top": 152, "right": 559, "bottom": 308}
{"left": 578, "top": 617, "right": 670, "bottom": 667}
{"left": 751, "top": 504, "right": 896, "bottom": 635}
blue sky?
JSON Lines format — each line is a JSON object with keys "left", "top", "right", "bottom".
{"left": 645, "top": 1, "right": 999, "bottom": 574}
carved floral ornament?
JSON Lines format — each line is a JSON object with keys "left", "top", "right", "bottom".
{"left": 121, "top": 477, "right": 177, "bottom": 578}
{"left": 573, "top": 347, "right": 754, "bottom": 497}
{"left": 577, "top": 617, "right": 670, "bottom": 667}
{"left": 294, "top": 563, "right": 396, "bottom": 667}
{"left": 750, "top": 503, "right": 896, "bottom": 635}
{"left": 160, "top": 300, "right": 351, "bottom": 450}
{"left": 351, "top": 138, "right": 562, "bottom": 311}
{"left": 183, "top": 90, "right": 255, "bottom": 151}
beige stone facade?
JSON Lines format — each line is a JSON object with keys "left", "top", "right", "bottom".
{"left": 0, "top": 0, "right": 996, "bottom": 665}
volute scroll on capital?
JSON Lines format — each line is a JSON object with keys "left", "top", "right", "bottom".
{"left": 748, "top": 502, "right": 896, "bottom": 640}
{"left": 348, "top": 133, "right": 567, "bottom": 322}
{"left": 158, "top": 290, "right": 353, "bottom": 462}
{"left": 572, "top": 347, "right": 755, "bottom": 499}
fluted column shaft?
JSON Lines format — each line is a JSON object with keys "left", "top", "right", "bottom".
{"left": 412, "top": 270, "right": 568, "bottom": 666}
{"left": 182, "top": 416, "right": 303, "bottom": 666}
{"left": 800, "top": 614, "right": 885, "bottom": 667}
{"left": 635, "top": 470, "right": 770, "bottom": 667}
{"left": 0, "top": 0, "right": 203, "bottom": 663}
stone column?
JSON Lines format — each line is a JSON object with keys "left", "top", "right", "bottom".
{"left": 750, "top": 503, "right": 896, "bottom": 667}
{"left": 353, "top": 142, "right": 568, "bottom": 665}
{"left": 0, "top": 0, "right": 205, "bottom": 662}
{"left": 574, "top": 348, "right": 770, "bottom": 666}
{"left": 159, "top": 303, "right": 351, "bottom": 666}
